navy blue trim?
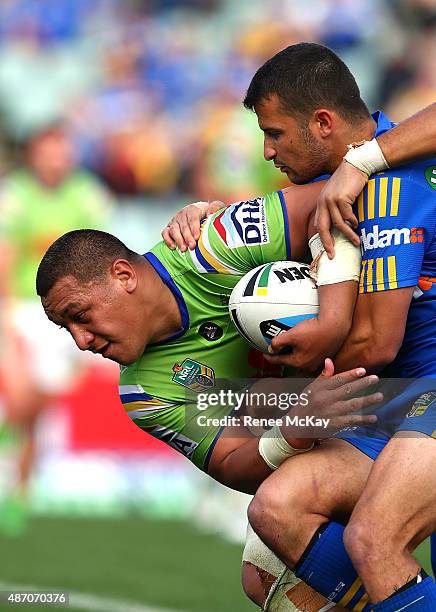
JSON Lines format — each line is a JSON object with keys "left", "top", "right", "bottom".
{"left": 204, "top": 426, "right": 223, "bottom": 472}
{"left": 194, "top": 244, "right": 217, "bottom": 273}
{"left": 278, "top": 190, "right": 292, "bottom": 259}
{"left": 120, "top": 392, "right": 153, "bottom": 404}
{"left": 204, "top": 400, "right": 247, "bottom": 472}
{"left": 311, "top": 174, "right": 330, "bottom": 183}
{"left": 144, "top": 252, "right": 190, "bottom": 343}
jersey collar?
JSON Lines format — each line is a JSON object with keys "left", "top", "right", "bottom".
{"left": 143, "top": 252, "right": 190, "bottom": 344}
{"left": 372, "top": 110, "right": 395, "bottom": 137}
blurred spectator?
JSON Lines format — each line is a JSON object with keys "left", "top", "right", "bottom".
{"left": 190, "top": 97, "right": 286, "bottom": 201}
{"left": 1, "top": 0, "right": 431, "bottom": 202}
{"left": 0, "top": 124, "right": 113, "bottom": 533}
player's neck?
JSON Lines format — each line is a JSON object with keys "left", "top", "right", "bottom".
{"left": 328, "top": 115, "right": 377, "bottom": 173}
{"left": 141, "top": 260, "right": 183, "bottom": 343}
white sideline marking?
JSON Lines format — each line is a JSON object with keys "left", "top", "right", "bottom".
{"left": 0, "top": 582, "right": 184, "bottom": 612}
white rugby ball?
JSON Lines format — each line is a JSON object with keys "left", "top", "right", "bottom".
{"left": 229, "top": 261, "right": 319, "bottom": 353}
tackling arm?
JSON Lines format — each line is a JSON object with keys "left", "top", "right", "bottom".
{"left": 207, "top": 361, "right": 381, "bottom": 493}
{"left": 267, "top": 200, "right": 360, "bottom": 372}
{"left": 377, "top": 102, "right": 436, "bottom": 167}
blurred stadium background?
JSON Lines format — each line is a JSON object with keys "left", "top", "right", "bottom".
{"left": 0, "top": 1, "right": 434, "bottom": 610}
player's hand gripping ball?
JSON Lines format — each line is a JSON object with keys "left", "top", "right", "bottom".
{"left": 229, "top": 261, "right": 319, "bottom": 353}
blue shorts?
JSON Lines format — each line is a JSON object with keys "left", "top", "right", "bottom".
{"left": 341, "top": 379, "right": 436, "bottom": 443}
{"left": 395, "top": 389, "right": 436, "bottom": 437}
{"left": 336, "top": 427, "right": 389, "bottom": 460}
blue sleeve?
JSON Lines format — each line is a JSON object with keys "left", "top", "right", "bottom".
{"left": 357, "top": 173, "right": 436, "bottom": 294}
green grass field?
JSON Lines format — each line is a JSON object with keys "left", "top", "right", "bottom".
{"left": 0, "top": 516, "right": 432, "bottom": 611}
{"left": 0, "top": 516, "right": 255, "bottom": 611}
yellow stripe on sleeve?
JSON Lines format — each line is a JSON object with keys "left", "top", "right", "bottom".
{"left": 376, "top": 257, "right": 385, "bottom": 291}
{"left": 338, "top": 578, "right": 364, "bottom": 607}
{"left": 367, "top": 179, "right": 375, "bottom": 219}
{"left": 357, "top": 191, "right": 364, "bottom": 222}
{"left": 366, "top": 259, "right": 374, "bottom": 292}
{"left": 378, "top": 177, "right": 388, "bottom": 217}
{"left": 354, "top": 593, "right": 370, "bottom": 611}
{"left": 387, "top": 255, "right": 398, "bottom": 289}
{"left": 359, "top": 260, "right": 367, "bottom": 294}
{"left": 390, "top": 178, "right": 401, "bottom": 216}
{"left": 197, "top": 236, "right": 230, "bottom": 274}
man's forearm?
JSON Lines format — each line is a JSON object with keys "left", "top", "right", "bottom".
{"left": 333, "top": 332, "right": 396, "bottom": 374}
{"left": 378, "top": 103, "right": 436, "bottom": 167}
{"left": 208, "top": 437, "right": 272, "bottom": 494}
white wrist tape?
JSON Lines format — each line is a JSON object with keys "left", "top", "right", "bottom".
{"left": 308, "top": 229, "right": 361, "bottom": 286}
{"left": 258, "top": 425, "right": 314, "bottom": 471}
{"left": 344, "top": 139, "right": 389, "bottom": 177}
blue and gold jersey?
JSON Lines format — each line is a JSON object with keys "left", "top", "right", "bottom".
{"left": 356, "top": 112, "right": 436, "bottom": 377}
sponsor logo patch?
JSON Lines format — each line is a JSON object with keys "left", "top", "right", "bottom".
{"left": 425, "top": 166, "right": 436, "bottom": 191}
{"left": 407, "top": 392, "right": 436, "bottom": 418}
{"left": 213, "top": 197, "right": 269, "bottom": 248}
{"left": 198, "top": 322, "right": 224, "bottom": 342}
{"left": 361, "top": 225, "right": 423, "bottom": 251}
{"left": 172, "top": 358, "right": 215, "bottom": 392}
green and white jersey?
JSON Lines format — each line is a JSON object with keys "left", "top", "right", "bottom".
{"left": 0, "top": 170, "right": 112, "bottom": 299}
{"left": 120, "top": 191, "right": 291, "bottom": 471}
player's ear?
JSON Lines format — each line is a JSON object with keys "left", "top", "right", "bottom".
{"left": 311, "top": 109, "right": 334, "bottom": 138}
{"left": 111, "top": 259, "right": 137, "bottom": 293}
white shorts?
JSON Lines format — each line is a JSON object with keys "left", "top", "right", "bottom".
{"left": 5, "top": 301, "right": 95, "bottom": 394}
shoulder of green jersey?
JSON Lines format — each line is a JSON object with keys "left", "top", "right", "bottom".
{"left": 211, "top": 197, "right": 270, "bottom": 249}
{"left": 187, "top": 216, "right": 241, "bottom": 275}
{"left": 119, "top": 384, "right": 176, "bottom": 418}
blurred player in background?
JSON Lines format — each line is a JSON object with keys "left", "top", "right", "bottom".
{"left": 0, "top": 124, "right": 112, "bottom": 534}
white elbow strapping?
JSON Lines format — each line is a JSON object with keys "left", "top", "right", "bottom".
{"left": 258, "top": 425, "right": 314, "bottom": 471}
{"left": 308, "top": 229, "right": 361, "bottom": 286}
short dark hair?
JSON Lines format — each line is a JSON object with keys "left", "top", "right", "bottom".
{"left": 243, "top": 42, "right": 369, "bottom": 122}
{"left": 36, "top": 229, "right": 140, "bottom": 297}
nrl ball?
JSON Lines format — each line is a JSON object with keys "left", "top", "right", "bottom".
{"left": 229, "top": 261, "right": 319, "bottom": 353}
